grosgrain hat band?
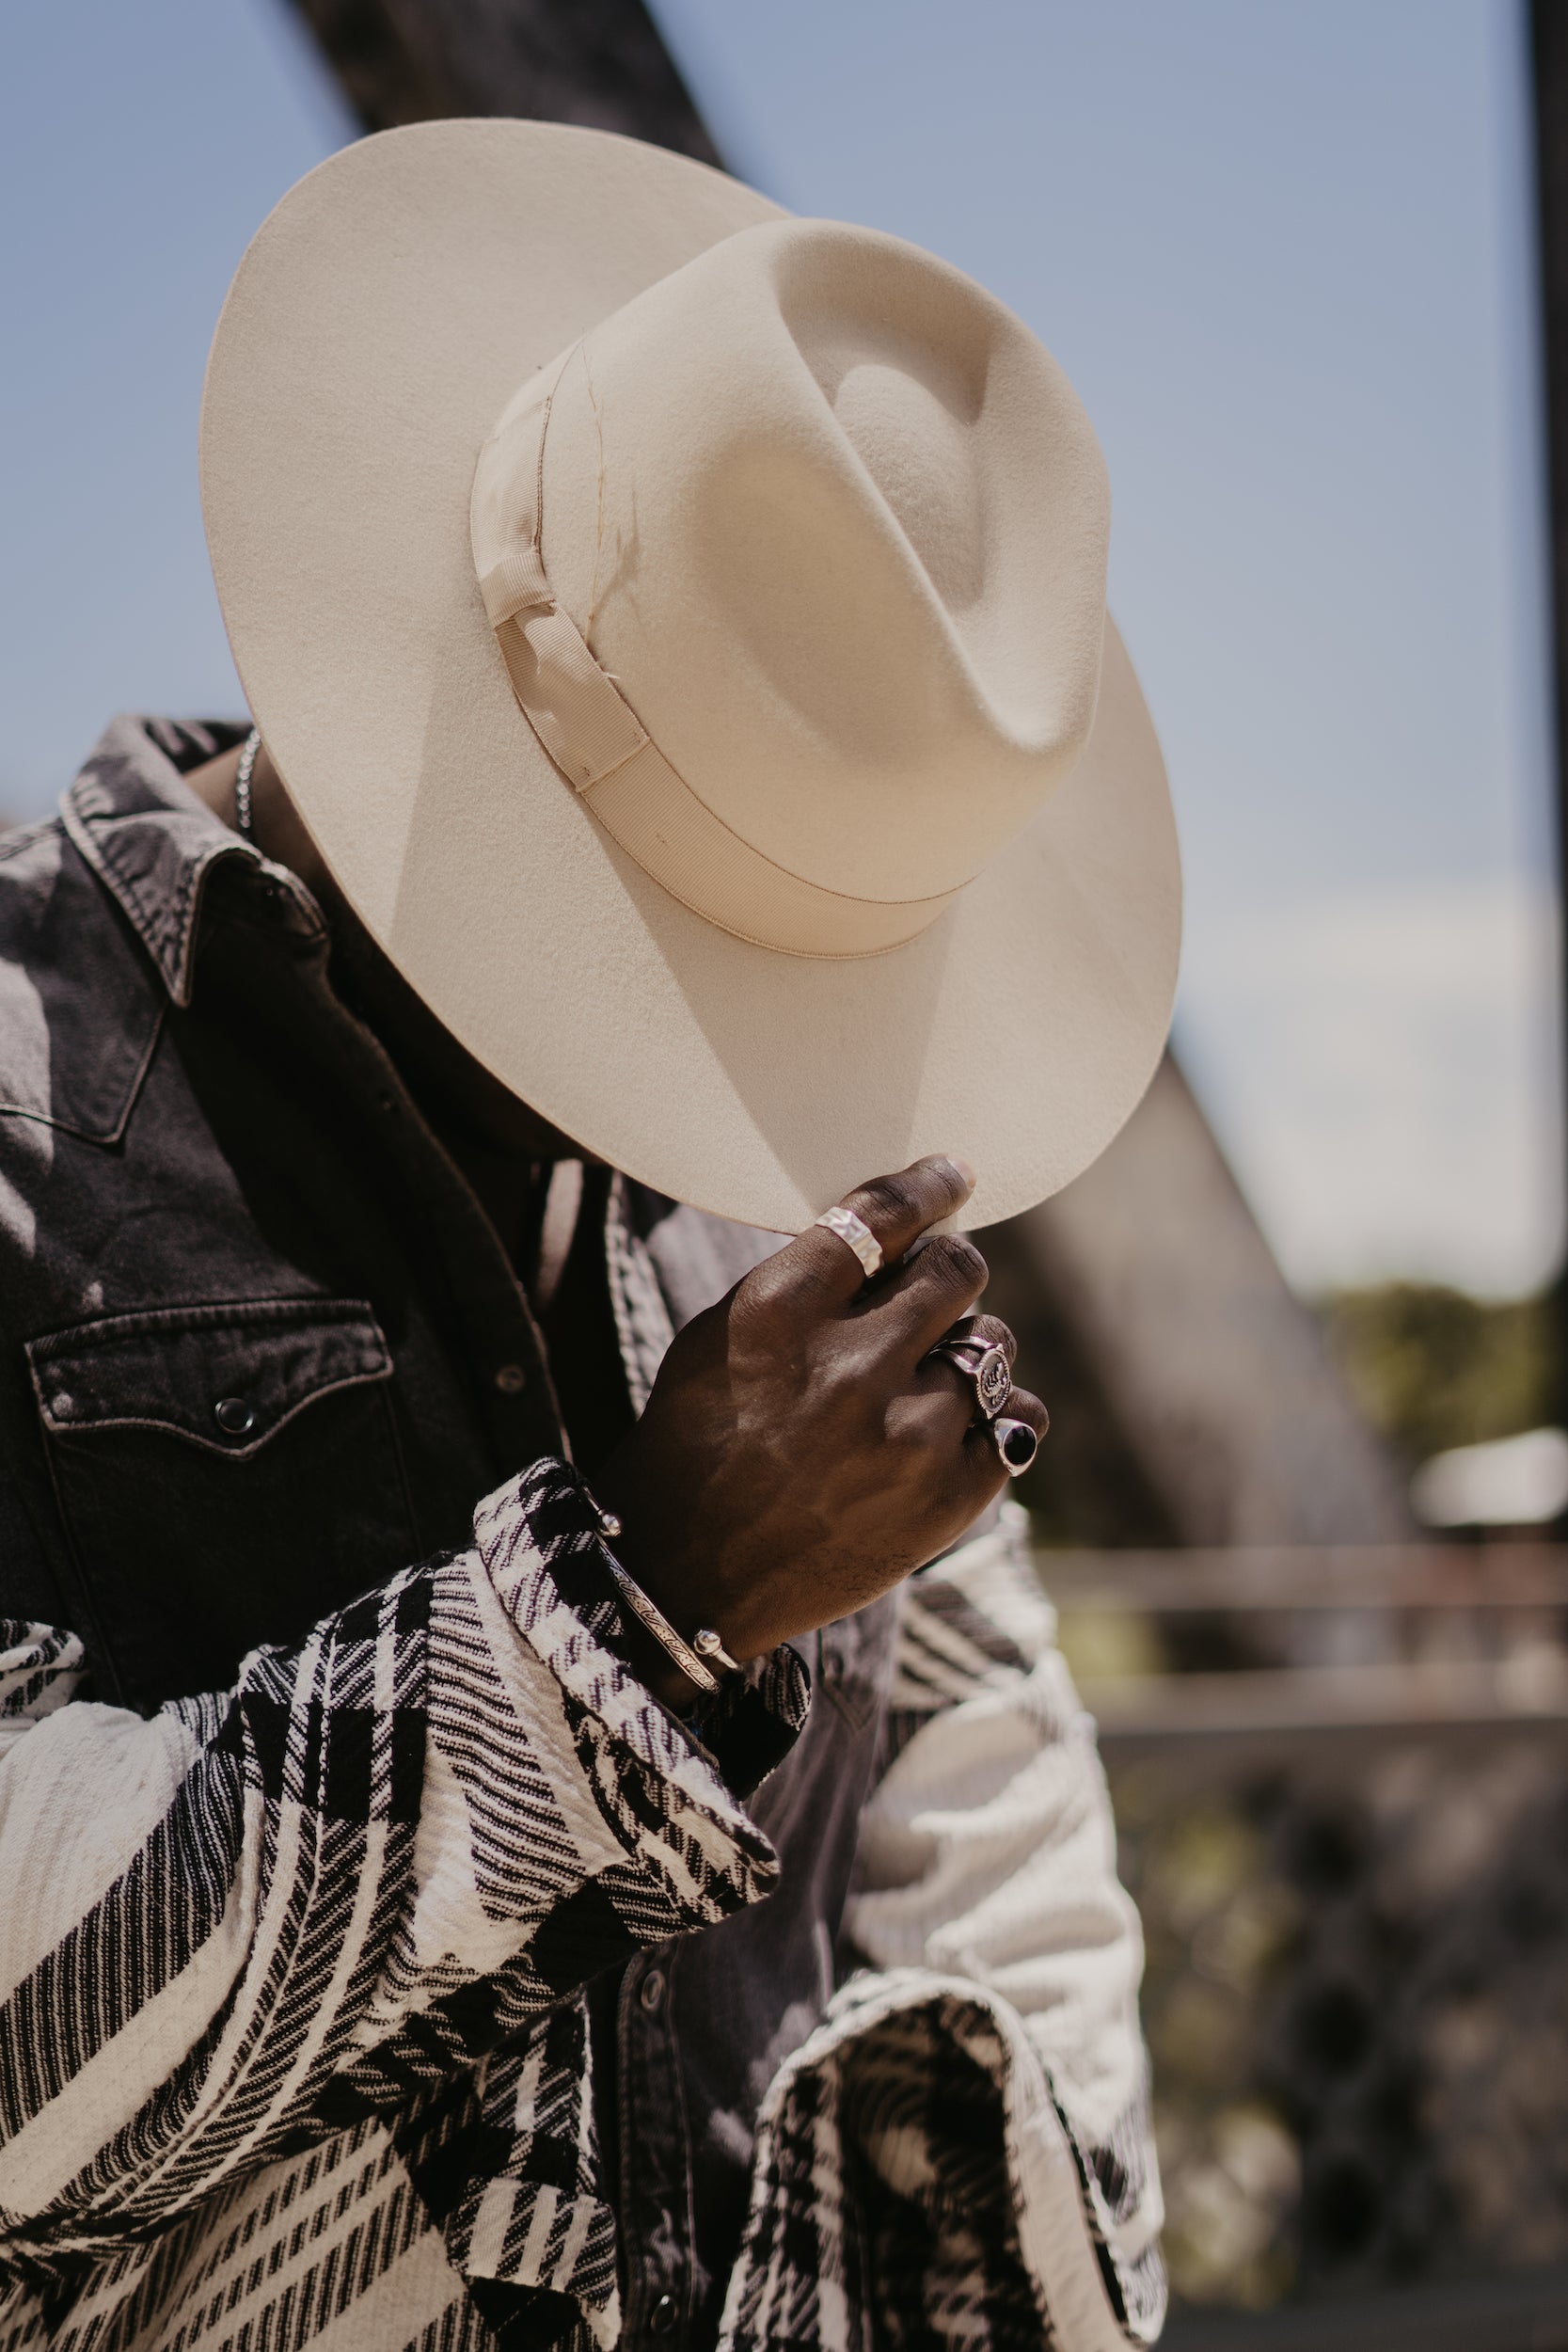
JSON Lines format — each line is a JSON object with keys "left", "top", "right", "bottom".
{"left": 474, "top": 353, "right": 960, "bottom": 962}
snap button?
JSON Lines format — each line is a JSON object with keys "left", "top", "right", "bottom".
{"left": 50, "top": 1392, "right": 73, "bottom": 1421}
{"left": 648, "top": 2293, "right": 678, "bottom": 2336}
{"left": 494, "top": 1363, "right": 527, "bottom": 1395}
{"left": 640, "top": 1967, "right": 666, "bottom": 2014}
{"left": 214, "top": 1396, "right": 258, "bottom": 1438}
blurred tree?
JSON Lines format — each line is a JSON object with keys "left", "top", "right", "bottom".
{"left": 1318, "top": 1283, "right": 1559, "bottom": 1468}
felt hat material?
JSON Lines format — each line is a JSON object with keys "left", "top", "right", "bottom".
{"left": 201, "top": 119, "right": 1180, "bottom": 1232}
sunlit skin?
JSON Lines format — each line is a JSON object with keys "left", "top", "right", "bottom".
{"left": 186, "top": 736, "right": 1048, "bottom": 1699}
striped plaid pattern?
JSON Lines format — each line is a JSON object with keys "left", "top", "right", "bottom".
{"left": 833, "top": 1519, "right": 1167, "bottom": 2346}
{"left": 0, "top": 1487, "right": 1163, "bottom": 2351}
{"left": 721, "top": 1968, "right": 1163, "bottom": 2352}
{"left": 0, "top": 1462, "right": 804, "bottom": 2351}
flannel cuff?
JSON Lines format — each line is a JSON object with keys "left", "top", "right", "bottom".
{"left": 475, "top": 1459, "right": 810, "bottom": 1812}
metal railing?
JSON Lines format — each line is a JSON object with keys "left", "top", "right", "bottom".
{"left": 1040, "top": 1545, "right": 1568, "bottom": 2348}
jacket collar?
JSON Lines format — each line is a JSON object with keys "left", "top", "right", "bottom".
{"left": 61, "top": 716, "right": 322, "bottom": 1008}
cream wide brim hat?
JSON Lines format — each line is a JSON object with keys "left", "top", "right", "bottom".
{"left": 200, "top": 120, "right": 1180, "bottom": 1234}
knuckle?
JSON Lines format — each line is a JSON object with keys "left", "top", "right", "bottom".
{"left": 880, "top": 1411, "right": 927, "bottom": 1470}
{"left": 919, "top": 1233, "right": 988, "bottom": 1291}
{"left": 737, "top": 1257, "right": 793, "bottom": 1320}
{"left": 972, "top": 1312, "right": 1015, "bottom": 1358}
{"left": 850, "top": 1169, "right": 920, "bottom": 1230}
{"left": 895, "top": 1387, "right": 942, "bottom": 1446}
{"left": 733, "top": 1279, "right": 780, "bottom": 1336}
{"left": 887, "top": 1385, "right": 955, "bottom": 1450}
{"left": 789, "top": 1252, "right": 844, "bottom": 1312}
{"left": 999, "top": 1383, "right": 1048, "bottom": 1435}
{"left": 924, "top": 1366, "right": 970, "bottom": 1418}
{"left": 822, "top": 1350, "right": 877, "bottom": 1413}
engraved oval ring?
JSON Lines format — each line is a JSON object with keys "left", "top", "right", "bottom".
{"left": 927, "top": 1330, "right": 1012, "bottom": 1422}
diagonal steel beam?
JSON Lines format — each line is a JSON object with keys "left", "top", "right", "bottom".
{"left": 283, "top": 0, "right": 1413, "bottom": 1549}
{"left": 983, "top": 1056, "right": 1416, "bottom": 1546}
{"left": 284, "top": 0, "right": 721, "bottom": 162}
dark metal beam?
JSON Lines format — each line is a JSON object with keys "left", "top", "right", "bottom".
{"left": 1530, "top": 0, "right": 1568, "bottom": 1424}
{"left": 984, "top": 1055, "right": 1415, "bottom": 1547}
{"left": 285, "top": 0, "right": 1414, "bottom": 1550}
{"left": 1533, "top": 0, "right": 1568, "bottom": 889}
{"left": 284, "top": 0, "right": 721, "bottom": 163}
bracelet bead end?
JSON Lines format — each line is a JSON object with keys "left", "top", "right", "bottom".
{"left": 692, "top": 1625, "right": 741, "bottom": 1676}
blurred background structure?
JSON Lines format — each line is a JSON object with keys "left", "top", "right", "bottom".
{"left": 6, "top": 0, "right": 1568, "bottom": 2341}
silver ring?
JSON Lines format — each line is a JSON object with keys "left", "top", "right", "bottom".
{"left": 994, "top": 1417, "right": 1039, "bottom": 1476}
{"left": 234, "top": 725, "right": 261, "bottom": 842}
{"left": 814, "top": 1203, "right": 883, "bottom": 1279}
{"left": 928, "top": 1333, "right": 1012, "bottom": 1421}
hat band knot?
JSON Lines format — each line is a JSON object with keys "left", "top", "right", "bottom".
{"left": 472, "top": 354, "right": 959, "bottom": 961}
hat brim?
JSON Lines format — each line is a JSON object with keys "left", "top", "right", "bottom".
{"left": 201, "top": 119, "right": 1180, "bottom": 1233}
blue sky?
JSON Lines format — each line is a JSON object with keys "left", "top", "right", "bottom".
{"left": 1, "top": 0, "right": 1559, "bottom": 1292}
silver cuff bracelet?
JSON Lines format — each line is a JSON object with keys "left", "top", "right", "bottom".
{"left": 581, "top": 1482, "right": 740, "bottom": 1696}
{"left": 603, "top": 1558, "right": 740, "bottom": 1696}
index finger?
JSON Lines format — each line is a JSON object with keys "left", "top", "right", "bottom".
{"left": 789, "top": 1155, "right": 978, "bottom": 1303}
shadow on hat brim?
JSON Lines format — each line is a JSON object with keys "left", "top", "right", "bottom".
{"left": 201, "top": 119, "right": 1180, "bottom": 1233}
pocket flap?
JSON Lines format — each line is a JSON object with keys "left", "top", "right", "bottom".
{"left": 29, "top": 1297, "right": 392, "bottom": 1458}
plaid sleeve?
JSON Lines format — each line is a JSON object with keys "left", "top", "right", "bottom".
{"left": 0, "top": 1458, "right": 807, "bottom": 2266}
{"left": 820, "top": 1503, "right": 1166, "bottom": 2348}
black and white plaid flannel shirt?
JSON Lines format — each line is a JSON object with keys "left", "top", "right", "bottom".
{"left": 0, "top": 1463, "right": 1164, "bottom": 2352}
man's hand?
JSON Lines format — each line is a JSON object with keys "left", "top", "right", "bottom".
{"left": 594, "top": 1156, "right": 1048, "bottom": 1666}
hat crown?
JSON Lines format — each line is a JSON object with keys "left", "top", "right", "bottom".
{"left": 473, "top": 216, "right": 1110, "bottom": 911}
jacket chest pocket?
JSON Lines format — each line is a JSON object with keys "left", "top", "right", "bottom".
{"left": 29, "top": 1296, "right": 420, "bottom": 1712}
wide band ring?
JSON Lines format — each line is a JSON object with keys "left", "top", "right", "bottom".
{"left": 928, "top": 1334, "right": 1012, "bottom": 1422}
{"left": 814, "top": 1203, "right": 884, "bottom": 1279}
{"left": 993, "top": 1417, "right": 1040, "bottom": 1476}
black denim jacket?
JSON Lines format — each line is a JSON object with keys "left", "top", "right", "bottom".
{"left": 0, "top": 715, "right": 898, "bottom": 2346}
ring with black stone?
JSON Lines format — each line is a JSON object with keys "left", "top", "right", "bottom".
{"left": 993, "top": 1417, "right": 1040, "bottom": 1477}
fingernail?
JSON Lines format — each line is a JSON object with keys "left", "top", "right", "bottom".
{"left": 942, "top": 1154, "right": 978, "bottom": 1192}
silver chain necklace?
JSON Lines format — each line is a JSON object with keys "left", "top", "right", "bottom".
{"left": 234, "top": 726, "right": 261, "bottom": 841}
